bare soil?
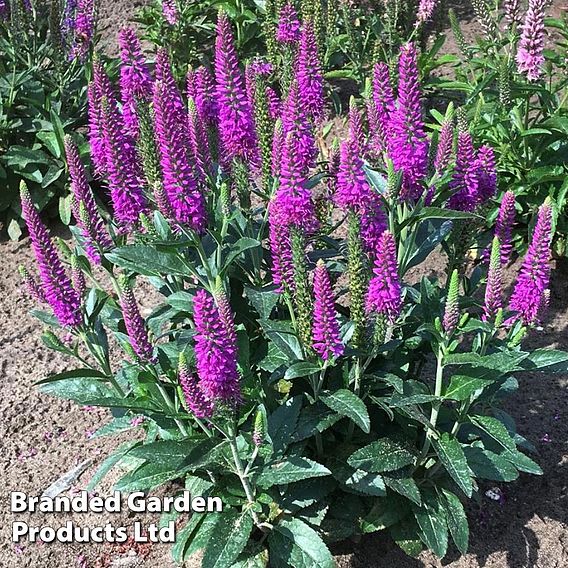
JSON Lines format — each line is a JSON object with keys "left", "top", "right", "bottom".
{"left": 1, "top": 0, "right": 567, "bottom": 566}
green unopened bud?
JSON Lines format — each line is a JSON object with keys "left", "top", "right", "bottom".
{"left": 253, "top": 409, "right": 267, "bottom": 446}
{"left": 291, "top": 228, "right": 313, "bottom": 351}
{"left": 43, "top": 330, "right": 65, "bottom": 350}
{"left": 219, "top": 182, "right": 231, "bottom": 217}
{"left": 471, "top": 0, "right": 497, "bottom": 41}
{"left": 232, "top": 159, "right": 251, "bottom": 211}
{"left": 136, "top": 100, "right": 161, "bottom": 188}
{"left": 509, "top": 326, "right": 527, "bottom": 348}
{"left": 347, "top": 212, "right": 368, "bottom": 348}
{"left": 494, "top": 307, "right": 504, "bottom": 329}
{"left": 139, "top": 212, "right": 158, "bottom": 237}
{"left": 55, "top": 237, "right": 72, "bottom": 260}
{"left": 443, "top": 269, "right": 460, "bottom": 335}
{"left": 449, "top": 9, "right": 470, "bottom": 60}
{"left": 254, "top": 77, "right": 274, "bottom": 193}
{"left": 498, "top": 58, "right": 512, "bottom": 108}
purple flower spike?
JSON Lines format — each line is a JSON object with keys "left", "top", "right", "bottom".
{"left": 276, "top": 3, "right": 301, "bottom": 44}
{"left": 484, "top": 237, "right": 503, "bottom": 321}
{"left": 19, "top": 265, "right": 47, "bottom": 304}
{"left": 20, "top": 184, "right": 81, "bottom": 327}
{"left": 65, "top": 136, "right": 112, "bottom": 263}
{"left": 335, "top": 138, "right": 371, "bottom": 211}
{"left": 153, "top": 80, "right": 207, "bottom": 231}
{"left": 266, "top": 86, "right": 282, "bottom": 120}
{"left": 370, "top": 62, "right": 396, "bottom": 156}
{"left": 312, "top": 260, "right": 344, "bottom": 360}
{"left": 89, "top": 62, "right": 117, "bottom": 178}
{"left": 193, "top": 289, "right": 241, "bottom": 404}
{"left": 360, "top": 197, "right": 388, "bottom": 260}
{"left": 215, "top": 12, "right": 258, "bottom": 164}
{"left": 417, "top": 0, "right": 438, "bottom": 24}
{"left": 155, "top": 49, "right": 186, "bottom": 123}
{"left": 193, "top": 66, "right": 218, "bottom": 125}
{"left": 348, "top": 103, "right": 366, "bottom": 156}
{"left": 118, "top": 27, "right": 153, "bottom": 137}
{"left": 100, "top": 95, "right": 148, "bottom": 228}
{"left": 503, "top": 0, "right": 521, "bottom": 25}
{"left": 70, "top": 0, "right": 96, "bottom": 61}
{"left": 435, "top": 119, "right": 454, "bottom": 173}
{"left": 281, "top": 81, "right": 317, "bottom": 173}
{"left": 179, "top": 354, "right": 213, "bottom": 418}
{"left": 509, "top": 201, "right": 553, "bottom": 326}
{"left": 475, "top": 145, "right": 497, "bottom": 204}
{"left": 448, "top": 131, "right": 478, "bottom": 212}
{"left": 162, "top": 0, "right": 178, "bottom": 25}
{"left": 118, "top": 276, "right": 154, "bottom": 362}
{"left": 389, "top": 44, "right": 428, "bottom": 201}
{"left": 296, "top": 22, "right": 325, "bottom": 122}
{"left": 274, "top": 132, "right": 319, "bottom": 232}
{"left": 495, "top": 190, "right": 516, "bottom": 264}
{"left": 366, "top": 231, "right": 402, "bottom": 323}
{"left": 516, "top": 0, "right": 547, "bottom": 82}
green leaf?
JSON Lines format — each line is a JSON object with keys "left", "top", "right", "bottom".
{"left": 223, "top": 237, "right": 261, "bottom": 269}
{"left": 320, "top": 389, "right": 370, "bottom": 433}
{"left": 521, "top": 349, "right": 568, "bottom": 373}
{"left": 202, "top": 509, "right": 253, "bottom": 568}
{"left": 268, "top": 518, "right": 335, "bottom": 568}
{"left": 106, "top": 245, "right": 189, "bottom": 277}
{"left": 471, "top": 416, "right": 542, "bottom": 475}
{"left": 444, "top": 375, "right": 493, "bottom": 400}
{"left": 171, "top": 514, "right": 204, "bottom": 563}
{"left": 38, "top": 378, "right": 115, "bottom": 405}
{"left": 348, "top": 439, "right": 415, "bottom": 472}
{"left": 231, "top": 546, "right": 269, "bottom": 568}
{"left": 464, "top": 447, "right": 519, "bottom": 481}
{"left": 432, "top": 433, "right": 474, "bottom": 497}
{"left": 37, "top": 131, "right": 62, "bottom": 158}
{"left": 268, "top": 395, "right": 302, "bottom": 455}
{"left": 87, "top": 441, "right": 139, "bottom": 491}
{"left": 382, "top": 475, "right": 422, "bottom": 505}
{"left": 257, "top": 457, "right": 331, "bottom": 488}
{"left": 115, "top": 461, "right": 184, "bottom": 491}
{"left": 361, "top": 494, "right": 409, "bottom": 533}
{"left": 342, "top": 469, "right": 386, "bottom": 496}
{"left": 417, "top": 207, "right": 477, "bottom": 221}
{"left": 3, "top": 146, "right": 51, "bottom": 169}
{"left": 291, "top": 402, "right": 341, "bottom": 442}
{"left": 176, "top": 513, "right": 221, "bottom": 561}
{"left": 413, "top": 492, "right": 448, "bottom": 558}
{"left": 441, "top": 490, "right": 469, "bottom": 555}
{"left": 244, "top": 286, "right": 280, "bottom": 319}
{"left": 285, "top": 361, "right": 322, "bottom": 380}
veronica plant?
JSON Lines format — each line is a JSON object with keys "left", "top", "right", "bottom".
{"left": 23, "top": 20, "right": 568, "bottom": 566}
{"left": 0, "top": 0, "right": 97, "bottom": 238}
{"left": 436, "top": 0, "right": 568, "bottom": 257}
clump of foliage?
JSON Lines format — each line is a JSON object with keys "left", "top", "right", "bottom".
{"left": 0, "top": 0, "right": 97, "bottom": 239}
{"left": 437, "top": 0, "right": 568, "bottom": 257}
{"left": 19, "top": 7, "right": 568, "bottom": 568}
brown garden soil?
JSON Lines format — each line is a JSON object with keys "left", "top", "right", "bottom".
{"left": 1, "top": 0, "right": 568, "bottom": 566}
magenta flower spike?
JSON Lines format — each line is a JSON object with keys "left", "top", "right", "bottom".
{"left": 155, "top": 49, "right": 186, "bottom": 123}
{"left": 266, "top": 86, "right": 282, "bottom": 120}
{"left": 193, "top": 66, "right": 218, "bottom": 125}
{"left": 162, "top": 0, "right": 178, "bottom": 25}
{"left": 89, "top": 62, "right": 117, "bottom": 178}
{"left": 215, "top": 12, "right": 258, "bottom": 164}
{"left": 366, "top": 231, "right": 402, "bottom": 323}
{"left": 448, "top": 131, "right": 478, "bottom": 212}
{"left": 516, "top": 0, "right": 547, "bottom": 82}
{"left": 495, "top": 190, "right": 516, "bottom": 264}
{"left": 100, "top": 93, "right": 148, "bottom": 228}
{"left": 178, "top": 361, "right": 213, "bottom": 418}
{"left": 118, "top": 276, "right": 154, "bottom": 362}
{"left": 416, "top": 0, "right": 438, "bottom": 24}
{"left": 509, "top": 201, "right": 553, "bottom": 326}
{"left": 19, "top": 265, "right": 47, "bottom": 304}
{"left": 296, "top": 22, "right": 325, "bottom": 122}
{"left": 348, "top": 103, "right": 366, "bottom": 156}
{"left": 268, "top": 199, "right": 294, "bottom": 290}
{"left": 484, "top": 237, "right": 503, "bottom": 321}
{"left": 335, "top": 138, "right": 371, "bottom": 211}
{"left": 371, "top": 62, "right": 396, "bottom": 153}
{"left": 276, "top": 3, "right": 301, "bottom": 44}
{"left": 360, "top": 197, "right": 388, "bottom": 260}
{"left": 188, "top": 97, "right": 211, "bottom": 184}
{"left": 503, "top": 0, "right": 521, "bottom": 25}
{"left": 20, "top": 184, "right": 81, "bottom": 327}
{"left": 65, "top": 137, "right": 112, "bottom": 263}
{"left": 70, "top": 0, "right": 95, "bottom": 61}
{"left": 274, "top": 132, "right": 319, "bottom": 232}
{"left": 271, "top": 119, "right": 284, "bottom": 176}
{"left": 245, "top": 58, "right": 273, "bottom": 109}
{"left": 389, "top": 43, "right": 428, "bottom": 201}
{"left": 312, "top": 260, "right": 344, "bottom": 360}
{"left": 281, "top": 81, "right": 317, "bottom": 173}
{"left": 475, "top": 145, "right": 497, "bottom": 204}
{"left": 153, "top": 80, "right": 207, "bottom": 232}
{"left": 193, "top": 289, "right": 241, "bottom": 404}
{"left": 118, "top": 27, "right": 153, "bottom": 137}
{"left": 434, "top": 119, "right": 454, "bottom": 173}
